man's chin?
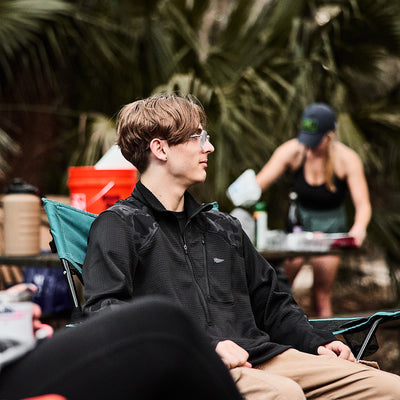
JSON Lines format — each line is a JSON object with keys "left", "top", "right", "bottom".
{"left": 190, "top": 173, "right": 207, "bottom": 186}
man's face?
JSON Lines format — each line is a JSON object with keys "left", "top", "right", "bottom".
{"left": 166, "top": 126, "right": 214, "bottom": 188}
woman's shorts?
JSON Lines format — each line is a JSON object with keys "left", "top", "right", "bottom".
{"left": 298, "top": 204, "right": 347, "bottom": 233}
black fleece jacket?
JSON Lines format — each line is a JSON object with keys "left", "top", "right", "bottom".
{"left": 83, "top": 181, "right": 335, "bottom": 365}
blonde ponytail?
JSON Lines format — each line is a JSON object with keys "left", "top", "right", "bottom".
{"left": 324, "top": 133, "right": 336, "bottom": 192}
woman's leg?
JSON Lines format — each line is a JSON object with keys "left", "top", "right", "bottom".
{"left": 283, "top": 257, "right": 305, "bottom": 285}
{"left": 310, "top": 255, "right": 340, "bottom": 317}
{"left": 0, "top": 297, "right": 242, "bottom": 400}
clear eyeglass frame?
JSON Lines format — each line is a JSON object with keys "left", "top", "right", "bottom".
{"left": 146, "top": 130, "right": 211, "bottom": 151}
{"left": 189, "top": 130, "right": 211, "bottom": 150}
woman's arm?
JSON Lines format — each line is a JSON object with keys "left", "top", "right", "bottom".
{"left": 342, "top": 147, "right": 372, "bottom": 246}
{"left": 256, "top": 139, "right": 303, "bottom": 191}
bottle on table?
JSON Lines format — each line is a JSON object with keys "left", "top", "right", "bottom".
{"left": 285, "top": 191, "right": 303, "bottom": 233}
{"left": 254, "top": 201, "right": 268, "bottom": 249}
{"left": 3, "top": 178, "right": 41, "bottom": 256}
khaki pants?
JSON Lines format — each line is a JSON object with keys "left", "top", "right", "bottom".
{"left": 230, "top": 349, "right": 400, "bottom": 400}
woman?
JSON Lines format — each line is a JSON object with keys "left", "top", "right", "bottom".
{"left": 255, "top": 103, "right": 371, "bottom": 317}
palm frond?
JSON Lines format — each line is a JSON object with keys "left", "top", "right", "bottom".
{"left": 0, "top": 127, "right": 19, "bottom": 181}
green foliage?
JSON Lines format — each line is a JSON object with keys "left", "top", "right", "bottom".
{"left": 1, "top": 0, "right": 400, "bottom": 292}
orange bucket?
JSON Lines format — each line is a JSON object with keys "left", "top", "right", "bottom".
{"left": 67, "top": 166, "right": 137, "bottom": 214}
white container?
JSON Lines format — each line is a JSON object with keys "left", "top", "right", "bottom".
{"left": 230, "top": 207, "right": 255, "bottom": 244}
{"left": 3, "top": 193, "right": 41, "bottom": 256}
{"left": 254, "top": 202, "right": 268, "bottom": 249}
{"left": 227, "top": 169, "right": 262, "bottom": 207}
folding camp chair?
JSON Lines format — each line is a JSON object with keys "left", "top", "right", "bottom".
{"left": 42, "top": 198, "right": 400, "bottom": 360}
{"left": 42, "top": 198, "right": 97, "bottom": 320}
{"left": 310, "top": 311, "right": 400, "bottom": 361}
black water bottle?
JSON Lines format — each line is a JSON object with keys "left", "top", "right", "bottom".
{"left": 285, "top": 191, "right": 303, "bottom": 233}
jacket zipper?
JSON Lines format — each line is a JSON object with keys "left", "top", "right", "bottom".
{"left": 183, "top": 237, "right": 211, "bottom": 325}
{"left": 202, "top": 236, "right": 210, "bottom": 297}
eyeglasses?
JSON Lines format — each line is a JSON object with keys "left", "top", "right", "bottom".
{"left": 145, "top": 130, "right": 211, "bottom": 151}
{"left": 189, "top": 130, "right": 211, "bottom": 150}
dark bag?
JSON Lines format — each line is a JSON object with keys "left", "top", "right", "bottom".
{"left": 23, "top": 266, "right": 72, "bottom": 315}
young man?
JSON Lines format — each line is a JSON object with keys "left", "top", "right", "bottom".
{"left": 83, "top": 94, "right": 400, "bottom": 400}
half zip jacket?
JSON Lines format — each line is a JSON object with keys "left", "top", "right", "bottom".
{"left": 83, "top": 181, "right": 336, "bottom": 366}
{"left": 182, "top": 237, "right": 211, "bottom": 325}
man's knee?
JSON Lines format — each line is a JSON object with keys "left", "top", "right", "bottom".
{"left": 231, "top": 367, "right": 305, "bottom": 400}
{"left": 362, "top": 368, "right": 400, "bottom": 398}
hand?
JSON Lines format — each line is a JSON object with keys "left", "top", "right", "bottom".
{"left": 348, "top": 226, "right": 367, "bottom": 247}
{"left": 318, "top": 340, "right": 356, "bottom": 362}
{"left": 215, "top": 340, "right": 252, "bottom": 369}
{"left": 6, "top": 284, "right": 53, "bottom": 338}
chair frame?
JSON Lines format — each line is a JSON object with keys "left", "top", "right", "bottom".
{"left": 310, "top": 314, "right": 393, "bottom": 361}
{"left": 61, "top": 258, "right": 81, "bottom": 310}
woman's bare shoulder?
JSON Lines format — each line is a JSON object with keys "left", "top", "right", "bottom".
{"left": 333, "top": 141, "right": 363, "bottom": 176}
{"left": 333, "top": 141, "right": 361, "bottom": 162}
{"left": 278, "top": 139, "right": 305, "bottom": 169}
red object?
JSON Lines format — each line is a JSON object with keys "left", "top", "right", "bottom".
{"left": 330, "top": 236, "right": 357, "bottom": 248}
{"left": 21, "top": 396, "right": 66, "bottom": 400}
{"left": 67, "top": 167, "right": 137, "bottom": 214}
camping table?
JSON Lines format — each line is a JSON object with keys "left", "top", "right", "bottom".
{"left": 0, "top": 252, "right": 61, "bottom": 268}
{"left": 259, "top": 247, "right": 362, "bottom": 261}
{"left": 258, "top": 246, "right": 363, "bottom": 294}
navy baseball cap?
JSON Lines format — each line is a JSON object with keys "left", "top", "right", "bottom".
{"left": 298, "top": 103, "right": 336, "bottom": 148}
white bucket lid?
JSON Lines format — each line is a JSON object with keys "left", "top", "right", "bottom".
{"left": 95, "top": 145, "right": 135, "bottom": 169}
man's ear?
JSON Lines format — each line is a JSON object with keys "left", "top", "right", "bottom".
{"left": 149, "top": 138, "right": 168, "bottom": 161}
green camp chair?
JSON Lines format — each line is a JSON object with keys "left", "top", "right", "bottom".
{"left": 42, "top": 198, "right": 97, "bottom": 317}
{"left": 42, "top": 198, "right": 400, "bottom": 360}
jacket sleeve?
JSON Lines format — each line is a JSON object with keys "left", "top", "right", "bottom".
{"left": 242, "top": 233, "right": 336, "bottom": 354}
{"left": 82, "top": 211, "right": 137, "bottom": 313}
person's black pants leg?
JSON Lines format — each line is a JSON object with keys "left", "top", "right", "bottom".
{"left": 0, "top": 297, "right": 242, "bottom": 400}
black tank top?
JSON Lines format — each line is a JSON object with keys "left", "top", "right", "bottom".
{"left": 293, "top": 164, "right": 348, "bottom": 211}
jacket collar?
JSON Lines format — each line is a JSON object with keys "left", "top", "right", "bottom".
{"left": 133, "top": 180, "right": 213, "bottom": 219}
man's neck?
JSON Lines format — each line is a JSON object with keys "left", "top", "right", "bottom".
{"left": 141, "top": 171, "right": 186, "bottom": 212}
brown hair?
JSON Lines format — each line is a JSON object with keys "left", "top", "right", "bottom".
{"left": 116, "top": 94, "right": 206, "bottom": 173}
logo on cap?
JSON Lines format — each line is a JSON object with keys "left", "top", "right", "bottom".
{"left": 301, "top": 118, "right": 318, "bottom": 134}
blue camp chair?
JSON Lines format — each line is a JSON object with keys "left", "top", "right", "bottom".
{"left": 42, "top": 197, "right": 400, "bottom": 360}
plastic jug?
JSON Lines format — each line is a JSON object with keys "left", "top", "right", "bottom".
{"left": 3, "top": 178, "right": 41, "bottom": 256}
{"left": 253, "top": 202, "right": 268, "bottom": 249}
